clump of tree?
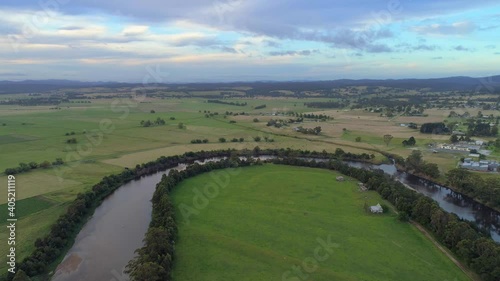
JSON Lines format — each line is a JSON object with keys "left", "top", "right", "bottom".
{"left": 4, "top": 158, "right": 63, "bottom": 175}
{"left": 467, "top": 119, "right": 498, "bottom": 137}
{"left": 207, "top": 100, "right": 247, "bottom": 106}
{"left": 190, "top": 139, "right": 209, "bottom": 144}
{"left": 11, "top": 269, "right": 31, "bottom": 280}
{"left": 140, "top": 118, "right": 165, "bottom": 127}
{"left": 333, "top": 148, "right": 374, "bottom": 161}
{"left": 52, "top": 158, "right": 64, "bottom": 165}
{"left": 420, "top": 122, "right": 449, "bottom": 134}
{"left": 266, "top": 119, "right": 288, "bottom": 128}
{"left": 304, "top": 101, "right": 348, "bottom": 109}
{"left": 402, "top": 136, "right": 416, "bottom": 146}
{"left": 301, "top": 113, "right": 331, "bottom": 121}
{"left": 263, "top": 136, "right": 274, "bottom": 142}
{"left": 229, "top": 120, "right": 236, "bottom": 123}
{"left": 285, "top": 111, "right": 331, "bottom": 121}
{"left": 450, "top": 134, "right": 471, "bottom": 143}
{"left": 407, "top": 123, "right": 418, "bottom": 129}
{"left": 383, "top": 134, "right": 393, "bottom": 146}
{"left": 254, "top": 104, "right": 266, "bottom": 109}
{"left": 64, "top": 131, "right": 76, "bottom": 136}
{"left": 404, "top": 150, "right": 440, "bottom": 178}
{"left": 66, "top": 138, "right": 77, "bottom": 144}
{"left": 218, "top": 137, "right": 226, "bottom": 143}
{"left": 446, "top": 168, "right": 500, "bottom": 210}
{"left": 0, "top": 97, "right": 62, "bottom": 106}
{"left": 178, "top": 123, "right": 185, "bottom": 129}
{"left": 253, "top": 118, "right": 259, "bottom": 122}
{"left": 295, "top": 126, "right": 322, "bottom": 135}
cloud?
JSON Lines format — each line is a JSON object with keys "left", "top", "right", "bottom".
{"left": 0, "top": 72, "right": 26, "bottom": 77}
{"left": 305, "top": 28, "right": 395, "bottom": 52}
{"left": 122, "top": 25, "right": 149, "bottom": 36}
{"left": 0, "top": 20, "right": 20, "bottom": 35}
{"left": 264, "top": 40, "right": 281, "bottom": 47}
{"left": 168, "top": 33, "right": 220, "bottom": 46}
{"left": 215, "top": 46, "right": 238, "bottom": 53}
{"left": 0, "top": 0, "right": 499, "bottom": 81}
{"left": 269, "top": 49, "right": 320, "bottom": 56}
{"left": 393, "top": 43, "right": 439, "bottom": 52}
{"left": 365, "top": 44, "right": 392, "bottom": 53}
{"left": 485, "top": 44, "right": 496, "bottom": 49}
{"left": 412, "top": 44, "right": 439, "bottom": 51}
{"left": 412, "top": 21, "right": 476, "bottom": 35}
{"left": 453, "top": 45, "right": 474, "bottom": 51}
{"left": 432, "top": 56, "right": 443, "bottom": 59}
{"left": 58, "top": 26, "right": 84, "bottom": 31}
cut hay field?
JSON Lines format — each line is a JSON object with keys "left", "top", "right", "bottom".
{"left": 171, "top": 164, "right": 471, "bottom": 281}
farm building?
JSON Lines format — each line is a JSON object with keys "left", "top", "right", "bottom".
{"left": 461, "top": 159, "right": 499, "bottom": 172}
{"left": 370, "top": 203, "right": 383, "bottom": 214}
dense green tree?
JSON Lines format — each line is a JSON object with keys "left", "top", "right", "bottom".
{"left": 12, "top": 269, "right": 31, "bottom": 281}
{"left": 383, "top": 134, "right": 393, "bottom": 146}
{"left": 405, "top": 150, "right": 422, "bottom": 170}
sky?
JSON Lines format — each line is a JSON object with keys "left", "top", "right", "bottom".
{"left": 0, "top": 0, "right": 499, "bottom": 82}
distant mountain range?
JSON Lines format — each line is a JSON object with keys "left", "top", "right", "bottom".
{"left": 1, "top": 75, "right": 499, "bottom": 94}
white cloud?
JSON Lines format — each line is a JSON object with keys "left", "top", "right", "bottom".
{"left": 122, "top": 25, "right": 149, "bottom": 36}
{"left": 411, "top": 21, "right": 477, "bottom": 35}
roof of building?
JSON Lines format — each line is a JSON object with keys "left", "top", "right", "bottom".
{"left": 370, "top": 203, "right": 383, "bottom": 212}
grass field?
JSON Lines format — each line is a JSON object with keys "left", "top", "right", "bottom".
{"left": 170, "top": 165, "right": 471, "bottom": 281}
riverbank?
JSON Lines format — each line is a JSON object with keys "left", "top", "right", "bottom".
{"left": 395, "top": 162, "right": 500, "bottom": 214}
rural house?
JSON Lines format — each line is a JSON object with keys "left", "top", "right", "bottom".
{"left": 370, "top": 203, "right": 383, "bottom": 214}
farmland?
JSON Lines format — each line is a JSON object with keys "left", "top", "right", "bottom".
{"left": 171, "top": 164, "right": 471, "bottom": 281}
{"left": 0, "top": 86, "right": 498, "bottom": 277}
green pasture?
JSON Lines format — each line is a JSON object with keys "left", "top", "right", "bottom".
{"left": 171, "top": 165, "right": 471, "bottom": 281}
